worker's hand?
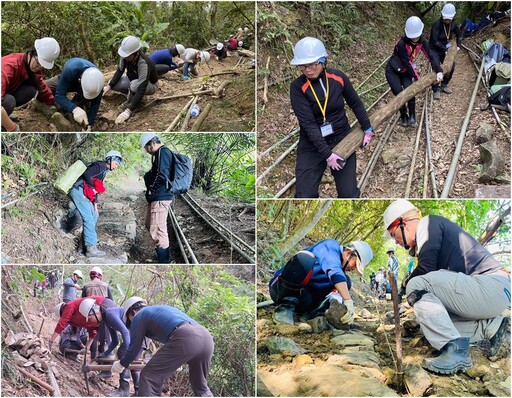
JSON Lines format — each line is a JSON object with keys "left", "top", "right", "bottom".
{"left": 103, "top": 85, "right": 111, "bottom": 95}
{"left": 182, "top": 75, "right": 190, "bottom": 80}
{"left": 340, "top": 300, "right": 355, "bottom": 324}
{"left": 75, "top": 284, "right": 82, "bottom": 290}
{"left": 457, "top": 47, "right": 461, "bottom": 51}
{"left": 72, "top": 107, "right": 88, "bottom": 127}
{"left": 361, "top": 128, "right": 374, "bottom": 148}
{"left": 436, "top": 72, "right": 444, "bottom": 82}
{"left": 115, "top": 109, "right": 131, "bottom": 124}
{"left": 326, "top": 153, "right": 346, "bottom": 171}
{"left": 111, "top": 360, "right": 125, "bottom": 374}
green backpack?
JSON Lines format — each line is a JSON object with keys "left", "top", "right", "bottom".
{"left": 54, "top": 160, "right": 87, "bottom": 194}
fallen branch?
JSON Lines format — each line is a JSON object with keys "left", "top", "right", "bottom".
{"left": 165, "top": 96, "right": 195, "bottom": 132}
{"left": 16, "top": 366, "right": 55, "bottom": 394}
{"left": 180, "top": 96, "right": 199, "bottom": 132}
{"left": 262, "top": 56, "right": 271, "bottom": 106}
{"left": 47, "top": 367, "right": 61, "bottom": 397}
{"left": 207, "top": 69, "right": 246, "bottom": 77}
{"left": 237, "top": 49, "right": 255, "bottom": 58}
{"left": 191, "top": 103, "right": 212, "bottom": 132}
{"left": 213, "top": 81, "right": 230, "bottom": 96}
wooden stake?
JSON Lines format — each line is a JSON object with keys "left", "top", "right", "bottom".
{"left": 47, "top": 367, "right": 61, "bottom": 397}
{"left": 37, "top": 319, "right": 45, "bottom": 337}
{"left": 388, "top": 272, "right": 403, "bottom": 392}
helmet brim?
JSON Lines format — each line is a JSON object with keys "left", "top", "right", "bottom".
{"left": 38, "top": 58, "right": 54, "bottom": 69}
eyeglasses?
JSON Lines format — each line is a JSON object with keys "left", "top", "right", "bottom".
{"left": 298, "top": 62, "right": 320, "bottom": 71}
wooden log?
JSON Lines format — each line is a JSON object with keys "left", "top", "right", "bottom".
{"left": 180, "top": 96, "right": 199, "bottom": 132}
{"left": 237, "top": 49, "right": 255, "bottom": 58}
{"left": 191, "top": 103, "right": 212, "bottom": 132}
{"left": 332, "top": 41, "right": 458, "bottom": 161}
{"left": 207, "top": 69, "right": 246, "bottom": 77}
{"left": 213, "top": 81, "right": 230, "bottom": 97}
{"left": 16, "top": 366, "right": 55, "bottom": 393}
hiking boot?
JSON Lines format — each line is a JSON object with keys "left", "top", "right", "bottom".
{"left": 85, "top": 245, "right": 105, "bottom": 258}
{"left": 273, "top": 297, "right": 298, "bottom": 325}
{"left": 441, "top": 84, "right": 453, "bottom": 94}
{"left": 155, "top": 247, "right": 170, "bottom": 264}
{"left": 433, "top": 90, "right": 441, "bottom": 100}
{"left": 488, "top": 317, "right": 509, "bottom": 357}
{"left": 400, "top": 114, "right": 409, "bottom": 127}
{"left": 409, "top": 114, "right": 417, "bottom": 127}
{"left": 422, "top": 337, "right": 473, "bottom": 375}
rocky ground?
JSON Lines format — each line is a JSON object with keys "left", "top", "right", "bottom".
{"left": 15, "top": 50, "right": 255, "bottom": 133}
{"left": 257, "top": 280, "right": 511, "bottom": 397}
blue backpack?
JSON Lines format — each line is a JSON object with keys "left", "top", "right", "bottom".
{"left": 169, "top": 152, "right": 193, "bottom": 195}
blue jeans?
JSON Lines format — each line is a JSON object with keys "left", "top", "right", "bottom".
{"left": 69, "top": 186, "right": 98, "bottom": 246}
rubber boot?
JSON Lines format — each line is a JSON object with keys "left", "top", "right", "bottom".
{"left": 303, "top": 296, "right": 330, "bottom": 320}
{"left": 399, "top": 106, "right": 409, "bottom": 127}
{"left": 86, "top": 245, "right": 105, "bottom": 257}
{"left": 441, "top": 84, "right": 453, "bottom": 94}
{"left": 155, "top": 247, "right": 170, "bottom": 264}
{"left": 273, "top": 296, "right": 298, "bottom": 325}
{"left": 109, "top": 369, "right": 130, "bottom": 397}
{"left": 422, "top": 337, "right": 473, "bottom": 374}
{"left": 489, "top": 317, "right": 509, "bottom": 357}
{"left": 408, "top": 102, "right": 417, "bottom": 127}
{"left": 131, "top": 371, "right": 140, "bottom": 397}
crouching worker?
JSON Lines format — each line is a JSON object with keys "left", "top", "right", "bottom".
{"left": 149, "top": 44, "right": 185, "bottom": 76}
{"left": 181, "top": 48, "right": 210, "bottom": 80}
{"left": 211, "top": 43, "right": 227, "bottom": 61}
{"left": 111, "top": 297, "right": 214, "bottom": 397}
{"left": 103, "top": 36, "right": 159, "bottom": 125}
{"left": 269, "top": 239, "right": 373, "bottom": 327}
{"left": 59, "top": 324, "right": 87, "bottom": 359}
{"left": 384, "top": 200, "right": 510, "bottom": 375}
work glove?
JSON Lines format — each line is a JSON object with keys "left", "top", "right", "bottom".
{"left": 103, "top": 85, "right": 111, "bottom": 95}
{"left": 115, "top": 108, "right": 132, "bottom": 124}
{"left": 457, "top": 47, "right": 461, "bottom": 51}
{"left": 361, "top": 127, "right": 374, "bottom": 148}
{"left": 436, "top": 72, "right": 444, "bottom": 82}
{"left": 326, "top": 153, "right": 346, "bottom": 171}
{"left": 340, "top": 300, "right": 355, "bottom": 324}
{"left": 182, "top": 75, "right": 190, "bottom": 80}
{"left": 72, "top": 107, "right": 88, "bottom": 127}
{"left": 111, "top": 360, "right": 125, "bottom": 374}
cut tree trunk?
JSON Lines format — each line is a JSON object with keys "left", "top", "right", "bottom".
{"left": 191, "top": 103, "right": 212, "bottom": 131}
{"left": 332, "top": 41, "right": 458, "bottom": 161}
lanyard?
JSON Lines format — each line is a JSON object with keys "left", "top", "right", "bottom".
{"left": 443, "top": 23, "right": 451, "bottom": 41}
{"left": 307, "top": 74, "right": 330, "bottom": 123}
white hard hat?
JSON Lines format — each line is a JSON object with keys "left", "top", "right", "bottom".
{"left": 238, "top": 27, "right": 242, "bottom": 32}
{"left": 81, "top": 67, "right": 105, "bottom": 100}
{"left": 441, "top": 3, "right": 456, "bottom": 19}
{"left": 238, "top": 41, "right": 243, "bottom": 47}
{"left": 386, "top": 247, "right": 395, "bottom": 253}
{"left": 105, "top": 150, "right": 122, "bottom": 162}
{"left": 90, "top": 266, "right": 103, "bottom": 275}
{"left": 140, "top": 133, "right": 158, "bottom": 149}
{"left": 405, "top": 16, "right": 424, "bottom": 38}
{"left": 34, "top": 37, "right": 60, "bottom": 69}
{"left": 73, "top": 269, "right": 84, "bottom": 279}
{"left": 244, "top": 27, "right": 249, "bottom": 32}
{"left": 78, "top": 298, "right": 100, "bottom": 320}
{"left": 216, "top": 42, "right": 224, "bottom": 50}
{"left": 290, "top": 37, "right": 328, "bottom": 66}
{"left": 383, "top": 199, "right": 419, "bottom": 237}
{"left": 122, "top": 296, "right": 147, "bottom": 323}
{"left": 350, "top": 241, "right": 373, "bottom": 275}
{"left": 54, "top": 302, "right": 65, "bottom": 317}
{"left": 175, "top": 44, "right": 185, "bottom": 56}
{"left": 201, "top": 51, "right": 210, "bottom": 62}
{"left": 118, "top": 36, "right": 141, "bottom": 58}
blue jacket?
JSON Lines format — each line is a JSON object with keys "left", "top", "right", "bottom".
{"left": 102, "top": 307, "right": 130, "bottom": 357}
{"left": 62, "top": 277, "right": 78, "bottom": 302}
{"left": 270, "top": 239, "right": 352, "bottom": 292}
{"left": 55, "top": 58, "right": 102, "bottom": 124}
{"left": 120, "top": 305, "right": 197, "bottom": 367}
{"left": 149, "top": 49, "right": 177, "bottom": 69}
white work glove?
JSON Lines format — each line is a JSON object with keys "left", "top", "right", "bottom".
{"left": 115, "top": 108, "right": 132, "bottom": 124}
{"left": 103, "top": 85, "right": 111, "bottom": 95}
{"left": 436, "top": 72, "right": 444, "bottom": 82}
{"left": 111, "top": 360, "right": 125, "bottom": 374}
{"left": 339, "top": 300, "right": 355, "bottom": 324}
{"left": 72, "top": 107, "right": 88, "bottom": 127}
{"left": 457, "top": 47, "right": 460, "bottom": 51}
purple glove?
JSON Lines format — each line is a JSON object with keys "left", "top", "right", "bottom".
{"left": 326, "top": 153, "right": 345, "bottom": 171}
{"left": 361, "top": 128, "right": 374, "bottom": 148}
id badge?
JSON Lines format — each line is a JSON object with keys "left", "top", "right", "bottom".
{"left": 320, "top": 122, "right": 334, "bottom": 137}
{"left": 412, "top": 63, "right": 417, "bottom": 69}
{"left": 446, "top": 42, "right": 451, "bottom": 49}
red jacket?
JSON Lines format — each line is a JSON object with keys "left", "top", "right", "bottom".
{"left": 227, "top": 38, "right": 238, "bottom": 51}
{"left": 83, "top": 178, "right": 106, "bottom": 203}
{"left": 1, "top": 53, "right": 54, "bottom": 105}
{"left": 54, "top": 296, "right": 106, "bottom": 339}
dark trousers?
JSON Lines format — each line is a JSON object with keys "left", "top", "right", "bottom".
{"left": 155, "top": 63, "right": 178, "bottom": 76}
{"left": 137, "top": 323, "right": 214, "bottom": 397}
{"left": 295, "top": 137, "right": 359, "bottom": 198}
{"left": 269, "top": 251, "right": 327, "bottom": 313}
{"left": 432, "top": 48, "right": 456, "bottom": 91}
{"left": 2, "top": 83, "right": 37, "bottom": 115}
{"left": 385, "top": 63, "right": 415, "bottom": 117}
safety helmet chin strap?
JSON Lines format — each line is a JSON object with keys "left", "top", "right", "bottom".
{"left": 398, "top": 217, "right": 410, "bottom": 250}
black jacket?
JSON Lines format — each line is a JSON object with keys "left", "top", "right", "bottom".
{"left": 144, "top": 145, "right": 174, "bottom": 202}
{"left": 290, "top": 68, "right": 371, "bottom": 160}
{"left": 74, "top": 161, "right": 108, "bottom": 188}
{"left": 430, "top": 19, "right": 462, "bottom": 53}
{"left": 388, "top": 36, "right": 442, "bottom": 80}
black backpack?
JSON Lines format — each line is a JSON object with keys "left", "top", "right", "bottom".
{"left": 169, "top": 152, "right": 193, "bottom": 195}
{"left": 487, "top": 86, "right": 511, "bottom": 112}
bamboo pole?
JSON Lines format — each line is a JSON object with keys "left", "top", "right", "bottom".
{"left": 257, "top": 140, "right": 298, "bottom": 184}
{"left": 424, "top": 91, "right": 438, "bottom": 198}
{"left": 422, "top": 148, "right": 429, "bottom": 198}
{"left": 262, "top": 56, "right": 271, "bottom": 106}
{"left": 388, "top": 272, "right": 403, "bottom": 393}
{"left": 405, "top": 94, "right": 427, "bottom": 197}
{"left": 180, "top": 96, "right": 199, "bottom": 132}
{"left": 260, "top": 128, "right": 298, "bottom": 158}
{"left": 191, "top": 103, "right": 212, "bottom": 131}
{"left": 355, "top": 56, "right": 390, "bottom": 90}
{"left": 165, "top": 97, "right": 195, "bottom": 132}
{"left": 274, "top": 178, "right": 296, "bottom": 199}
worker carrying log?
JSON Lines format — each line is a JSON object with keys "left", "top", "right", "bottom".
{"left": 289, "top": 37, "right": 374, "bottom": 198}
{"left": 110, "top": 297, "right": 214, "bottom": 397}
{"left": 383, "top": 200, "right": 510, "bottom": 375}
{"left": 430, "top": 3, "right": 462, "bottom": 99}
{"left": 385, "top": 16, "right": 443, "bottom": 127}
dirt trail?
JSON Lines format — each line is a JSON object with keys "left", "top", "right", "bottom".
{"left": 16, "top": 52, "right": 255, "bottom": 133}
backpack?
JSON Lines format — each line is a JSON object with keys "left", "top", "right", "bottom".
{"left": 487, "top": 85, "right": 511, "bottom": 112}
{"left": 169, "top": 152, "right": 193, "bottom": 195}
{"left": 484, "top": 42, "right": 508, "bottom": 63}
{"left": 54, "top": 160, "right": 87, "bottom": 194}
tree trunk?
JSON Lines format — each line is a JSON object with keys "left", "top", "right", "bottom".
{"left": 278, "top": 200, "right": 332, "bottom": 256}
{"left": 332, "top": 41, "right": 458, "bottom": 161}
{"left": 479, "top": 206, "right": 511, "bottom": 245}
